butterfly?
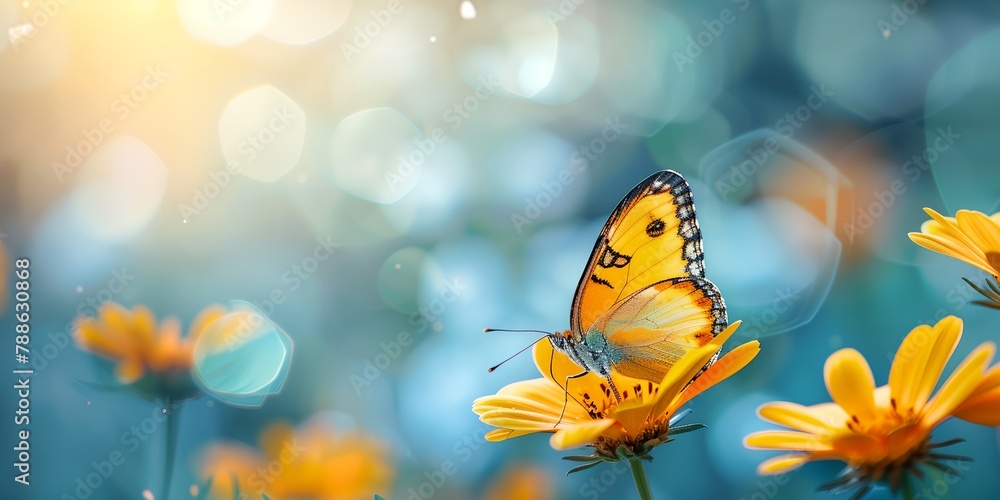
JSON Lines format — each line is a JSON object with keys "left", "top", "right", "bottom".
{"left": 490, "top": 170, "right": 727, "bottom": 406}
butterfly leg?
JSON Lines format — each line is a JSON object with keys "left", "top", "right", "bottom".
{"left": 555, "top": 371, "right": 589, "bottom": 428}
{"left": 604, "top": 375, "right": 621, "bottom": 402}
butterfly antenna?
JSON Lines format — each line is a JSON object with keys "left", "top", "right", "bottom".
{"left": 487, "top": 335, "right": 548, "bottom": 373}
{"left": 484, "top": 328, "right": 550, "bottom": 334}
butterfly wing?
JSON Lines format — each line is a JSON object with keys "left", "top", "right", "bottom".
{"left": 570, "top": 170, "right": 709, "bottom": 334}
{"left": 588, "top": 277, "right": 727, "bottom": 382}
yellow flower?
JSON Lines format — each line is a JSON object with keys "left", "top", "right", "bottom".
{"left": 909, "top": 207, "right": 1000, "bottom": 277}
{"left": 909, "top": 208, "right": 1000, "bottom": 277}
{"left": 483, "top": 465, "right": 553, "bottom": 500}
{"left": 473, "top": 321, "right": 759, "bottom": 459}
{"left": 909, "top": 207, "right": 1000, "bottom": 308}
{"left": 74, "top": 302, "right": 226, "bottom": 385}
{"left": 199, "top": 418, "right": 395, "bottom": 500}
{"left": 745, "top": 316, "right": 996, "bottom": 495}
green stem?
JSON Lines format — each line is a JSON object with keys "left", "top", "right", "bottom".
{"left": 900, "top": 476, "right": 915, "bottom": 500}
{"left": 626, "top": 457, "right": 654, "bottom": 500}
{"left": 162, "top": 399, "right": 182, "bottom": 500}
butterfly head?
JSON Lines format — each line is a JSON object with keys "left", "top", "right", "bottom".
{"left": 546, "top": 330, "right": 574, "bottom": 350}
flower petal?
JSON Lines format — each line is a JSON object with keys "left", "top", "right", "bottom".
{"left": 757, "top": 402, "right": 839, "bottom": 435}
{"left": 480, "top": 409, "right": 569, "bottom": 430}
{"left": 744, "top": 430, "right": 831, "bottom": 452}
{"left": 259, "top": 421, "right": 296, "bottom": 460}
{"left": 954, "top": 385, "right": 1000, "bottom": 426}
{"left": 198, "top": 441, "right": 263, "bottom": 499}
{"left": 757, "top": 454, "right": 811, "bottom": 475}
{"left": 74, "top": 318, "right": 128, "bottom": 359}
{"left": 888, "top": 324, "right": 933, "bottom": 412}
{"left": 115, "top": 358, "right": 145, "bottom": 384}
{"left": 824, "top": 348, "right": 877, "bottom": 422}
{"left": 956, "top": 210, "right": 1000, "bottom": 273}
{"left": 890, "top": 317, "right": 962, "bottom": 414}
{"left": 918, "top": 212, "right": 952, "bottom": 237}
{"left": 485, "top": 429, "right": 539, "bottom": 442}
{"left": 474, "top": 379, "right": 592, "bottom": 429}
{"left": 672, "top": 340, "right": 760, "bottom": 411}
{"left": 131, "top": 305, "right": 159, "bottom": 349}
{"left": 549, "top": 418, "right": 617, "bottom": 450}
{"left": 610, "top": 394, "right": 657, "bottom": 435}
{"left": 922, "top": 342, "right": 995, "bottom": 427}
{"left": 908, "top": 232, "right": 996, "bottom": 277}
{"left": 923, "top": 207, "right": 979, "bottom": 251}
{"left": 187, "top": 305, "right": 228, "bottom": 341}
{"left": 969, "top": 363, "right": 1000, "bottom": 395}
{"left": 828, "top": 432, "right": 885, "bottom": 462}
{"left": 150, "top": 318, "right": 182, "bottom": 371}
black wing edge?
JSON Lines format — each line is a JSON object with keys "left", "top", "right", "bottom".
{"left": 570, "top": 170, "right": 709, "bottom": 332}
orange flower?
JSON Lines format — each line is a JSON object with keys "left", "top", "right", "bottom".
{"left": 473, "top": 322, "right": 759, "bottom": 458}
{"left": 199, "top": 418, "right": 395, "bottom": 500}
{"left": 745, "top": 316, "right": 997, "bottom": 496}
{"left": 74, "top": 302, "right": 226, "bottom": 385}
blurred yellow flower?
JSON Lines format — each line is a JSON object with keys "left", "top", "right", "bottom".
{"left": 74, "top": 302, "right": 226, "bottom": 385}
{"left": 909, "top": 207, "right": 1000, "bottom": 278}
{"left": 199, "top": 418, "right": 394, "bottom": 500}
{"left": 473, "top": 321, "right": 759, "bottom": 458}
{"left": 483, "top": 465, "right": 553, "bottom": 500}
{"left": 745, "top": 316, "right": 997, "bottom": 496}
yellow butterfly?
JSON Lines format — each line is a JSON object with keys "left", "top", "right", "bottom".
{"left": 490, "top": 170, "right": 727, "bottom": 404}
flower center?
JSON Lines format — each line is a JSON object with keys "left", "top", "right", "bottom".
{"left": 822, "top": 436, "right": 969, "bottom": 496}
{"left": 593, "top": 417, "right": 670, "bottom": 458}
{"left": 846, "top": 398, "right": 915, "bottom": 438}
{"left": 987, "top": 251, "right": 1000, "bottom": 276}
{"left": 579, "top": 381, "right": 660, "bottom": 420}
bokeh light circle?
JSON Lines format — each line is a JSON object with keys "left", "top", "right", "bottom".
{"left": 261, "top": 0, "right": 352, "bottom": 45}
{"left": 192, "top": 301, "right": 293, "bottom": 408}
{"left": 69, "top": 135, "right": 168, "bottom": 243}
{"left": 176, "top": 0, "right": 273, "bottom": 46}
{"left": 795, "top": 0, "right": 945, "bottom": 120}
{"left": 378, "top": 247, "right": 431, "bottom": 314}
{"left": 329, "top": 107, "right": 423, "bottom": 204}
{"left": 925, "top": 26, "right": 1000, "bottom": 214}
{"left": 698, "top": 130, "right": 846, "bottom": 338}
{"left": 218, "top": 85, "right": 307, "bottom": 183}
{"left": 0, "top": 9, "right": 70, "bottom": 91}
